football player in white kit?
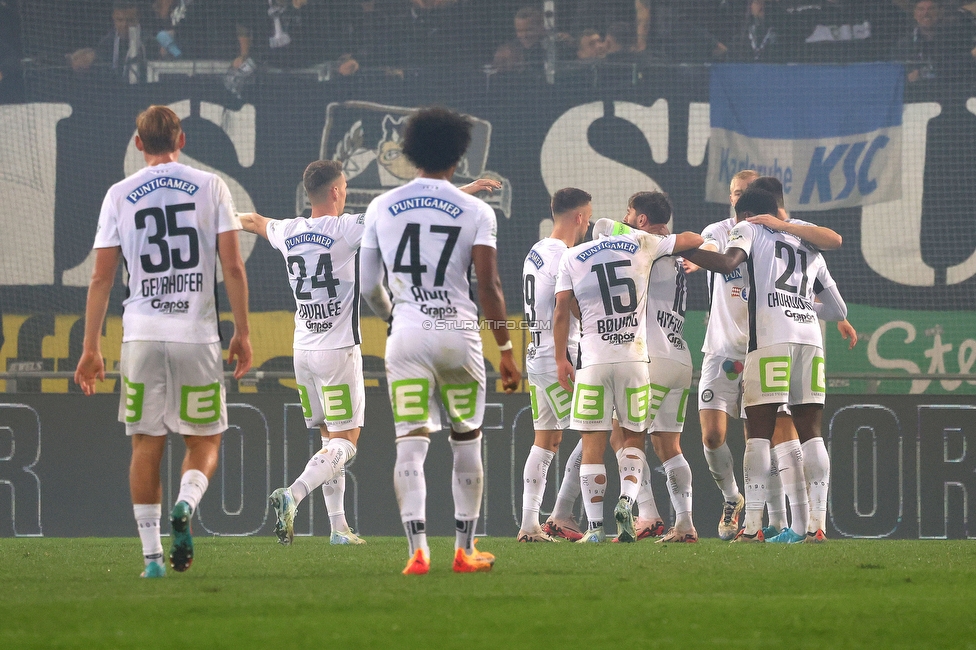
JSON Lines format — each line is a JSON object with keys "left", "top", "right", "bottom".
{"left": 75, "top": 106, "right": 252, "bottom": 577}
{"left": 607, "top": 192, "right": 698, "bottom": 543}
{"left": 517, "top": 188, "right": 591, "bottom": 542}
{"left": 239, "top": 160, "right": 368, "bottom": 546}
{"left": 686, "top": 171, "right": 850, "bottom": 540}
{"left": 360, "top": 107, "right": 520, "bottom": 575}
{"left": 553, "top": 214, "right": 702, "bottom": 543}
{"left": 684, "top": 188, "right": 849, "bottom": 543}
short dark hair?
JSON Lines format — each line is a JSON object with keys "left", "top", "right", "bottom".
{"left": 551, "top": 188, "right": 591, "bottom": 216}
{"left": 402, "top": 107, "right": 472, "bottom": 174}
{"left": 734, "top": 188, "right": 779, "bottom": 218}
{"left": 303, "top": 159, "right": 343, "bottom": 200}
{"left": 628, "top": 191, "right": 671, "bottom": 225}
{"left": 515, "top": 6, "right": 543, "bottom": 22}
{"left": 749, "top": 176, "right": 785, "bottom": 208}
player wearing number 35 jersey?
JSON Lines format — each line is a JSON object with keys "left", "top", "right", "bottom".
{"left": 360, "top": 107, "right": 520, "bottom": 575}
{"left": 75, "top": 106, "right": 252, "bottom": 579}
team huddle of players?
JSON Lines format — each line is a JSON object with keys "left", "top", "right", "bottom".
{"left": 76, "top": 104, "right": 852, "bottom": 579}
{"left": 519, "top": 170, "right": 854, "bottom": 547}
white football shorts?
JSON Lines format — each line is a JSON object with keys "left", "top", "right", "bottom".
{"left": 570, "top": 361, "right": 650, "bottom": 432}
{"left": 646, "top": 357, "right": 692, "bottom": 434}
{"left": 743, "top": 343, "right": 826, "bottom": 408}
{"left": 293, "top": 345, "right": 365, "bottom": 431}
{"left": 698, "top": 353, "right": 744, "bottom": 419}
{"left": 528, "top": 371, "right": 573, "bottom": 431}
{"left": 119, "top": 341, "right": 226, "bottom": 437}
{"left": 385, "top": 327, "right": 486, "bottom": 437}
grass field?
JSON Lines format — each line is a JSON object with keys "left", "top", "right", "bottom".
{"left": 3, "top": 536, "right": 976, "bottom": 649}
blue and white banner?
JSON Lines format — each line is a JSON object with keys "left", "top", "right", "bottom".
{"left": 706, "top": 64, "right": 904, "bottom": 211}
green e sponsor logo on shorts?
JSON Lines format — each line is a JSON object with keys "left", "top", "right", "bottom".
{"left": 812, "top": 356, "right": 826, "bottom": 393}
{"left": 322, "top": 384, "right": 353, "bottom": 422}
{"left": 297, "top": 385, "right": 313, "bottom": 419}
{"left": 545, "top": 382, "right": 572, "bottom": 420}
{"left": 122, "top": 376, "right": 144, "bottom": 423}
{"left": 626, "top": 384, "right": 650, "bottom": 423}
{"left": 391, "top": 378, "right": 429, "bottom": 423}
{"left": 181, "top": 382, "right": 222, "bottom": 424}
{"left": 676, "top": 388, "right": 690, "bottom": 424}
{"left": 529, "top": 384, "right": 540, "bottom": 420}
{"left": 441, "top": 381, "right": 479, "bottom": 423}
{"left": 646, "top": 383, "right": 670, "bottom": 423}
{"left": 573, "top": 383, "right": 604, "bottom": 421}
{"left": 760, "top": 356, "right": 791, "bottom": 393}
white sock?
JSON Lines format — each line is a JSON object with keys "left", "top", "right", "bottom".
{"left": 742, "top": 438, "right": 770, "bottom": 533}
{"left": 321, "top": 466, "right": 349, "bottom": 533}
{"left": 291, "top": 438, "right": 356, "bottom": 505}
{"left": 579, "top": 463, "right": 606, "bottom": 529}
{"left": 521, "top": 445, "right": 555, "bottom": 532}
{"left": 615, "top": 446, "right": 645, "bottom": 505}
{"left": 176, "top": 469, "right": 208, "bottom": 514}
{"left": 802, "top": 437, "right": 830, "bottom": 533}
{"left": 551, "top": 439, "right": 582, "bottom": 521}
{"left": 703, "top": 442, "right": 740, "bottom": 502}
{"left": 773, "top": 440, "right": 808, "bottom": 536}
{"left": 663, "top": 454, "right": 694, "bottom": 530}
{"left": 133, "top": 503, "right": 163, "bottom": 564}
{"left": 450, "top": 435, "right": 483, "bottom": 552}
{"left": 636, "top": 456, "right": 662, "bottom": 521}
{"left": 394, "top": 437, "right": 429, "bottom": 556}
{"left": 766, "top": 449, "right": 789, "bottom": 531}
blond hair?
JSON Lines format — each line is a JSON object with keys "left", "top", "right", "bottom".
{"left": 729, "top": 169, "right": 759, "bottom": 193}
{"left": 136, "top": 105, "right": 182, "bottom": 155}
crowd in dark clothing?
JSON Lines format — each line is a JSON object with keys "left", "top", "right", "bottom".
{"left": 2, "top": 0, "right": 976, "bottom": 99}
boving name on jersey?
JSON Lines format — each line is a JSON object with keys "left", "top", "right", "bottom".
{"left": 597, "top": 313, "right": 638, "bottom": 345}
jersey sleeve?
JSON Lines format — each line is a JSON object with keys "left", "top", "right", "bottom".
{"left": 341, "top": 213, "right": 367, "bottom": 249}
{"left": 213, "top": 176, "right": 241, "bottom": 234}
{"left": 727, "top": 222, "right": 755, "bottom": 257}
{"left": 701, "top": 223, "right": 722, "bottom": 250}
{"left": 554, "top": 252, "right": 575, "bottom": 294}
{"left": 361, "top": 201, "right": 379, "bottom": 250}
{"left": 92, "top": 190, "right": 121, "bottom": 249}
{"left": 472, "top": 203, "right": 497, "bottom": 249}
{"left": 265, "top": 218, "right": 286, "bottom": 256}
{"left": 813, "top": 258, "right": 837, "bottom": 294}
{"left": 648, "top": 233, "right": 676, "bottom": 260}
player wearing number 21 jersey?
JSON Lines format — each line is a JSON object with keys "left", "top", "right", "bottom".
{"left": 75, "top": 106, "right": 252, "bottom": 578}
{"left": 553, "top": 218, "right": 702, "bottom": 543}
{"left": 360, "top": 107, "right": 520, "bottom": 575}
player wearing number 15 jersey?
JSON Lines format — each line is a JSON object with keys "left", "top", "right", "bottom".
{"left": 240, "top": 160, "right": 367, "bottom": 547}
{"left": 360, "top": 107, "right": 520, "bottom": 575}
{"left": 75, "top": 105, "right": 252, "bottom": 578}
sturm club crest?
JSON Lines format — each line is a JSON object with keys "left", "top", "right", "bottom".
{"left": 295, "top": 101, "right": 512, "bottom": 220}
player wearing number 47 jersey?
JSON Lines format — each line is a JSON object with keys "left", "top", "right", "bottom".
{"left": 684, "top": 188, "right": 848, "bottom": 543}
{"left": 241, "top": 160, "right": 367, "bottom": 547}
{"left": 75, "top": 106, "right": 252, "bottom": 578}
{"left": 360, "top": 107, "right": 521, "bottom": 575}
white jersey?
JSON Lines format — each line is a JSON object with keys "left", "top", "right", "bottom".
{"left": 93, "top": 161, "right": 240, "bottom": 344}
{"left": 700, "top": 217, "right": 749, "bottom": 359}
{"left": 265, "top": 213, "right": 364, "bottom": 350}
{"left": 555, "top": 228, "right": 675, "bottom": 368}
{"left": 362, "top": 178, "right": 496, "bottom": 333}
{"left": 727, "top": 221, "right": 836, "bottom": 350}
{"left": 523, "top": 238, "right": 580, "bottom": 375}
{"left": 645, "top": 256, "right": 692, "bottom": 366}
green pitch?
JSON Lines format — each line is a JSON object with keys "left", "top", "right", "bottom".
{"left": 2, "top": 536, "right": 975, "bottom": 649}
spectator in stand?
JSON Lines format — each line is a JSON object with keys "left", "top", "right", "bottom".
{"left": 639, "top": 1, "right": 728, "bottom": 63}
{"left": 237, "top": 0, "right": 358, "bottom": 75}
{"left": 68, "top": 1, "right": 148, "bottom": 83}
{"left": 730, "top": 0, "right": 790, "bottom": 62}
{"left": 891, "top": 0, "right": 948, "bottom": 83}
{"left": 147, "top": 0, "right": 242, "bottom": 62}
{"left": 604, "top": 20, "right": 643, "bottom": 62}
{"left": 577, "top": 29, "right": 607, "bottom": 60}
{"left": 0, "top": 0, "right": 24, "bottom": 103}
{"left": 492, "top": 5, "right": 573, "bottom": 74}
{"left": 785, "top": 0, "right": 903, "bottom": 63}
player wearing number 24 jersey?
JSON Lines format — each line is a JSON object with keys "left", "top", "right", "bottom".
{"left": 75, "top": 106, "right": 252, "bottom": 578}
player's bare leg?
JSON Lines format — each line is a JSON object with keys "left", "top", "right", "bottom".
{"left": 650, "top": 431, "right": 697, "bottom": 543}
{"left": 130, "top": 434, "right": 166, "bottom": 577}
{"left": 578, "top": 431, "right": 610, "bottom": 542}
{"left": 791, "top": 404, "right": 829, "bottom": 541}
{"left": 701, "top": 409, "right": 744, "bottom": 540}
{"left": 519, "top": 429, "right": 561, "bottom": 542}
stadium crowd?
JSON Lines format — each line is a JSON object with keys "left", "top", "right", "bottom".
{"left": 2, "top": 0, "right": 976, "bottom": 101}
